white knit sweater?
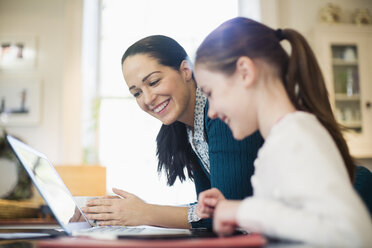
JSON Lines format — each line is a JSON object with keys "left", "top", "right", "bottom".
{"left": 236, "top": 112, "right": 372, "bottom": 247}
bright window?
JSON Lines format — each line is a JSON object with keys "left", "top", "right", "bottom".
{"left": 98, "top": 0, "right": 238, "bottom": 205}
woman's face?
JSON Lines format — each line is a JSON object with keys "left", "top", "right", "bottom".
{"left": 122, "top": 54, "right": 195, "bottom": 126}
{"left": 194, "top": 64, "right": 258, "bottom": 140}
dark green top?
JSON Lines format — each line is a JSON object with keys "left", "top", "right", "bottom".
{"left": 354, "top": 165, "right": 372, "bottom": 216}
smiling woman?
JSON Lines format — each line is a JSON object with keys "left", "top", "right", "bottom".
{"left": 82, "top": 34, "right": 264, "bottom": 229}
{"left": 123, "top": 54, "right": 196, "bottom": 126}
{"left": 97, "top": 0, "right": 240, "bottom": 208}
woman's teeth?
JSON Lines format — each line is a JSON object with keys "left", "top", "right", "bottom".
{"left": 154, "top": 100, "right": 169, "bottom": 113}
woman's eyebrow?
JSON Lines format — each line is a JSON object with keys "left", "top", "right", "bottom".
{"left": 129, "top": 71, "right": 161, "bottom": 90}
{"left": 142, "top": 71, "right": 161, "bottom": 82}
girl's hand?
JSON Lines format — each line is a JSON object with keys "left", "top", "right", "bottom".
{"left": 82, "top": 188, "right": 149, "bottom": 226}
{"left": 196, "top": 188, "right": 226, "bottom": 219}
{"left": 213, "top": 200, "right": 240, "bottom": 236}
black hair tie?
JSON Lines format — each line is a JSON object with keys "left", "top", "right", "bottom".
{"left": 275, "top": 29, "right": 284, "bottom": 41}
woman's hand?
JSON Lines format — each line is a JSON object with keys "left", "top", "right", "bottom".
{"left": 82, "top": 188, "right": 149, "bottom": 226}
{"left": 213, "top": 200, "right": 240, "bottom": 236}
{"left": 196, "top": 188, "right": 226, "bottom": 219}
{"left": 69, "top": 206, "right": 85, "bottom": 222}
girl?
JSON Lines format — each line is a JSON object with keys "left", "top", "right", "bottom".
{"left": 194, "top": 17, "right": 372, "bottom": 246}
{"left": 82, "top": 35, "right": 264, "bottom": 229}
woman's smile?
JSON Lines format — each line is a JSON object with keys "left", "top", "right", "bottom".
{"left": 153, "top": 99, "right": 170, "bottom": 114}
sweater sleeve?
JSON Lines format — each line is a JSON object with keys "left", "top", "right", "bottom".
{"left": 204, "top": 101, "right": 263, "bottom": 199}
{"left": 236, "top": 197, "right": 372, "bottom": 247}
{"left": 190, "top": 158, "right": 213, "bottom": 229}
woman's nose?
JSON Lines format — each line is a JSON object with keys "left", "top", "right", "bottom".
{"left": 143, "top": 88, "right": 155, "bottom": 105}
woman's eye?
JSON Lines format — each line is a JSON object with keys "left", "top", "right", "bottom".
{"left": 149, "top": 80, "right": 160, "bottom": 87}
{"left": 133, "top": 91, "right": 141, "bottom": 98}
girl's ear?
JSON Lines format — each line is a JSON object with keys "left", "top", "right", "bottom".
{"left": 180, "top": 60, "right": 193, "bottom": 81}
{"left": 235, "top": 56, "right": 257, "bottom": 88}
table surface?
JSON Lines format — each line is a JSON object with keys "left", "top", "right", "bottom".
{"left": 0, "top": 228, "right": 315, "bottom": 248}
{"left": 0, "top": 220, "right": 315, "bottom": 248}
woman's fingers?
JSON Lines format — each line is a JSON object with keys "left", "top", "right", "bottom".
{"left": 112, "top": 188, "right": 131, "bottom": 198}
{"left": 85, "top": 213, "right": 114, "bottom": 221}
{"left": 199, "top": 188, "right": 217, "bottom": 201}
{"left": 196, "top": 203, "right": 215, "bottom": 219}
{"left": 81, "top": 189, "right": 146, "bottom": 226}
{"left": 85, "top": 188, "right": 132, "bottom": 209}
{"left": 197, "top": 188, "right": 226, "bottom": 219}
{"left": 82, "top": 205, "right": 112, "bottom": 213}
{"left": 102, "top": 195, "right": 121, "bottom": 199}
{"left": 97, "top": 220, "right": 122, "bottom": 226}
{"left": 201, "top": 205, "right": 215, "bottom": 215}
{"left": 204, "top": 197, "right": 218, "bottom": 207}
{"left": 86, "top": 198, "right": 113, "bottom": 206}
{"left": 199, "top": 188, "right": 225, "bottom": 207}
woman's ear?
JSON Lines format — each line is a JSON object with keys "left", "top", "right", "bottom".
{"left": 235, "top": 56, "right": 257, "bottom": 88}
{"left": 180, "top": 60, "right": 193, "bottom": 81}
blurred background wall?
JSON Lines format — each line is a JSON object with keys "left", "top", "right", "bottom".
{"left": 0, "top": 0, "right": 83, "bottom": 165}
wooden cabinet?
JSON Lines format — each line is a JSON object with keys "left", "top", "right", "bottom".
{"left": 313, "top": 24, "right": 372, "bottom": 158}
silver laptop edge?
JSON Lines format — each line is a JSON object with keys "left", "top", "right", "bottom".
{"left": 6, "top": 135, "right": 92, "bottom": 235}
{"left": 6, "top": 135, "right": 192, "bottom": 238}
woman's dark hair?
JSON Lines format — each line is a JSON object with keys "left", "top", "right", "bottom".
{"left": 195, "top": 17, "right": 355, "bottom": 182}
{"left": 121, "top": 35, "right": 199, "bottom": 186}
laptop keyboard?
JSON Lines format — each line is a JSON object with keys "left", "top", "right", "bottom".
{"left": 80, "top": 226, "right": 145, "bottom": 234}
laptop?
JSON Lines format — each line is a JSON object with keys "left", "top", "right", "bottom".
{"left": 6, "top": 134, "right": 213, "bottom": 240}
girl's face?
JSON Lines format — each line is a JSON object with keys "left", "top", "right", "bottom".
{"left": 122, "top": 54, "right": 195, "bottom": 126}
{"left": 194, "top": 62, "right": 258, "bottom": 140}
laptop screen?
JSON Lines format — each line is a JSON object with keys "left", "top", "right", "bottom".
{"left": 7, "top": 135, "right": 91, "bottom": 234}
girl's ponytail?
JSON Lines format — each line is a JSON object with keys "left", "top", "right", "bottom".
{"left": 283, "top": 29, "right": 355, "bottom": 181}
